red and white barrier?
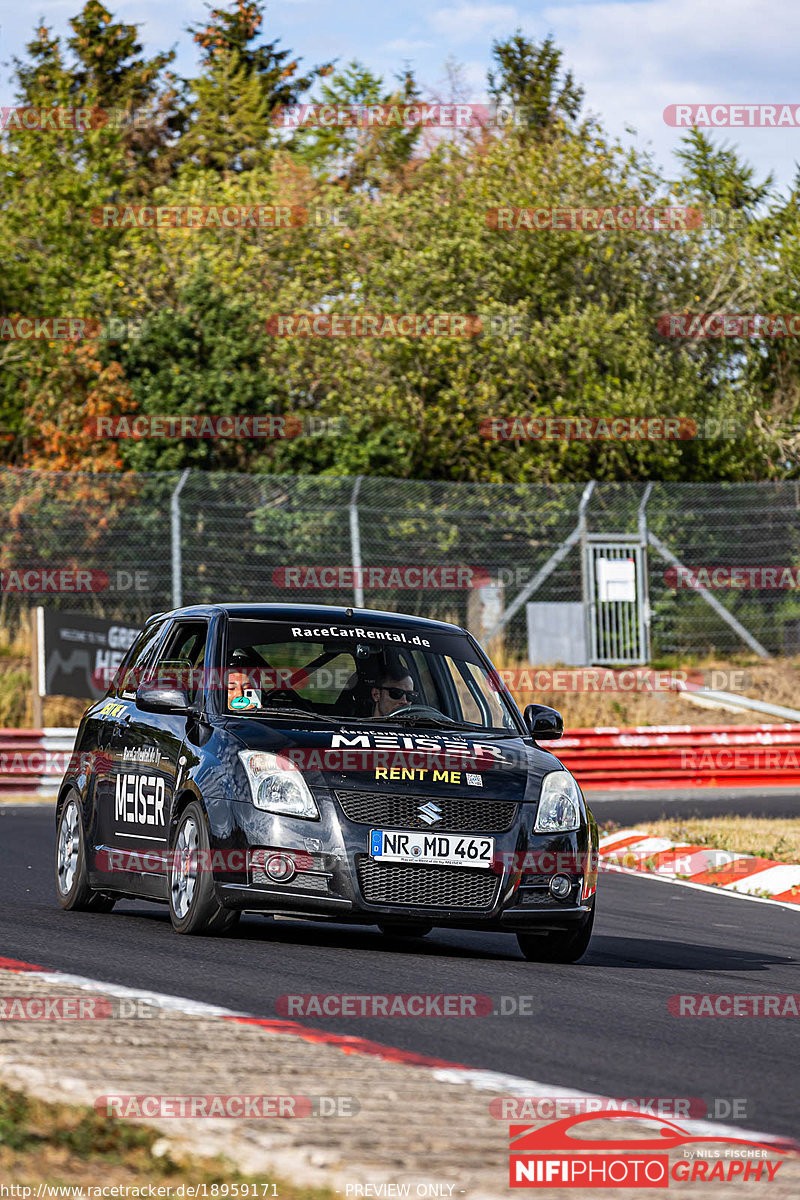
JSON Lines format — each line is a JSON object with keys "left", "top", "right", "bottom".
{"left": 554, "top": 723, "right": 800, "bottom": 789}
{"left": 600, "top": 828, "right": 800, "bottom": 907}
{"left": 0, "top": 728, "right": 77, "bottom": 797}
{"left": 2, "top": 721, "right": 800, "bottom": 797}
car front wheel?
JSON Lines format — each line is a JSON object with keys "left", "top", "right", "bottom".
{"left": 169, "top": 801, "right": 240, "bottom": 936}
{"left": 516, "top": 907, "right": 594, "bottom": 963}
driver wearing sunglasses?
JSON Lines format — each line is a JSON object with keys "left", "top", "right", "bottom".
{"left": 371, "top": 671, "right": 419, "bottom": 717}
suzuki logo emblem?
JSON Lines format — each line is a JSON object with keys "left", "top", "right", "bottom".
{"left": 418, "top": 801, "right": 442, "bottom": 825}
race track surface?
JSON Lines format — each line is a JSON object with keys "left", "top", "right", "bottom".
{"left": 2, "top": 804, "right": 797, "bottom": 1139}
{"left": 587, "top": 785, "right": 800, "bottom": 824}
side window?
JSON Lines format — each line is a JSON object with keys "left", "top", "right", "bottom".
{"left": 149, "top": 621, "right": 208, "bottom": 706}
{"left": 447, "top": 656, "right": 484, "bottom": 724}
{"left": 115, "top": 622, "right": 167, "bottom": 697}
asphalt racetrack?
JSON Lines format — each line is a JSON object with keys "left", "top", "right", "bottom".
{"left": 2, "top": 803, "right": 798, "bottom": 1139}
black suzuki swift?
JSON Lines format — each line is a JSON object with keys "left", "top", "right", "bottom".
{"left": 55, "top": 604, "right": 597, "bottom": 961}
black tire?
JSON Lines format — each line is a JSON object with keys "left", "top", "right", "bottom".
{"left": 169, "top": 801, "right": 240, "bottom": 936}
{"left": 377, "top": 922, "right": 433, "bottom": 939}
{"left": 55, "top": 791, "right": 116, "bottom": 913}
{"left": 516, "top": 907, "right": 595, "bottom": 963}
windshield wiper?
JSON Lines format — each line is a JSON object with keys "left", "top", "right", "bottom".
{"left": 390, "top": 715, "right": 522, "bottom": 734}
{"left": 390, "top": 715, "right": 482, "bottom": 730}
{"left": 236, "top": 706, "right": 340, "bottom": 723}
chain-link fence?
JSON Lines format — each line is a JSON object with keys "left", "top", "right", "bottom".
{"left": 3, "top": 468, "right": 800, "bottom": 661}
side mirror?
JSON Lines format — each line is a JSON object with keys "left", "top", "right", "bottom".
{"left": 136, "top": 683, "right": 191, "bottom": 715}
{"left": 523, "top": 703, "right": 563, "bottom": 740}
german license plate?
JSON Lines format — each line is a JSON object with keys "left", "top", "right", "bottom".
{"left": 369, "top": 829, "right": 494, "bottom": 868}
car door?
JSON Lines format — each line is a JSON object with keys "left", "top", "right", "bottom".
{"left": 94, "top": 619, "right": 209, "bottom": 898}
{"left": 88, "top": 619, "right": 168, "bottom": 865}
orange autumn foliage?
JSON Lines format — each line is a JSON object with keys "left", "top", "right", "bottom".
{"left": 21, "top": 342, "right": 137, "bottom": 472}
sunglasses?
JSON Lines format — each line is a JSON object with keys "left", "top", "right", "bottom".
{"left": 381, "top": 686, "right": 419, "bottom": 703}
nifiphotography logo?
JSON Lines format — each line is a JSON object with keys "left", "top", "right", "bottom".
{"left": 508, "top": 1111, "right": 789, "bottom": 1187}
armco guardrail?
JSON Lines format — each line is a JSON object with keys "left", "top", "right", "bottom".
{"left": 0, "top": 728, "right": 77, "bottom": 797}
{"left": 555, "top": 723, "right": 800, "bottom": 789}
{"left": 2, "top": 723, "right": 800, "bottom": 797}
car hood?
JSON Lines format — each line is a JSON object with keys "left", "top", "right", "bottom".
{"left": 221, "top": 719, "right": 564, "bottom": 804}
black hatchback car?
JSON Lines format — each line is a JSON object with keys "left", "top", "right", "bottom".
{"left": 55, "top": 604, "right": 597, "bottom": 961}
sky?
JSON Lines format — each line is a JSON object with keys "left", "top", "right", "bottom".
{"left": 2, "top": 0, "right": 798, "bottom": 195}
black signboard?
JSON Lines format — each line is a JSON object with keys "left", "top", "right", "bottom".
{"left": 40, "top": 609, "right": 140, "bottom": 700}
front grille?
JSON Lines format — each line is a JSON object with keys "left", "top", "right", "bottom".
{"left": 336, "top": 790, "right": 517, "bottom": 832}
{"left": 357, "top": 858, "right": 499, "bottom": 909}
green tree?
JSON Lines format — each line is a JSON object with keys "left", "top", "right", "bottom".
{"left": 293, "top": 60, "right": 422, "bottom": 189}
{"left": 488, "top": 32, "right": 584, "bottom": 142}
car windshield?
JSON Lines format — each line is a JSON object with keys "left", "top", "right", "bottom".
{"left": 223, "top": 618, "right": 521, "bottom": 733}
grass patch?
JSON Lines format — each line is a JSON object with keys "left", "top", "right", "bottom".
{"left": 0, "top": 1083, "right": 335, "bottom": 1195}
{"left": 618, "top": 817, "right": 800, "bottom": 864}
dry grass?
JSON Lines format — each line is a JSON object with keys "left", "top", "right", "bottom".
{"left": 0, "top": 1082, "right": 333, "bottom": 1195}
{"left": 490, "top": 647, "right": 800, "bottom": 727}
{"left": 632, "top": 817, "right": 800, "bottom": 864}
{"left": 0, "top": 622, "right": 88, "bottom": 727}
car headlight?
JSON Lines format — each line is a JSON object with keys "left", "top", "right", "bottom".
{"left": 238, "top": 751, "right": 319, "bottom": 819}
{"left": 535, "top": 770, "right": 581, "bottom": 832}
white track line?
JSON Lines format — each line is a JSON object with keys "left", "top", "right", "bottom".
{"left": 602, "top": 861, "right": 800, "bottom": 912}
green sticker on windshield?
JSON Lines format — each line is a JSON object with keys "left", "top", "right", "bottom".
{"left": 230, "top": 695, "right": 253, "bottom": 709}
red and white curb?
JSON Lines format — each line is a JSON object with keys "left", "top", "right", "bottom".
{"left": 600, "top": 829, "right": 800, "bottom": 907}
{"left": 0, "top": 953, "right": 796, "bottom": 1155}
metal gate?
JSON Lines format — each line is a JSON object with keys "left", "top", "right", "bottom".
{"left": 583, "top": 535, "right": 649, "bottom": 665}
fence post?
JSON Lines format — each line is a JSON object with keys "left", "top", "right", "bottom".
{"left": 349, "top": 475, "right": 365, "bottom": 608}
{"left": 170, "top": 468, "right": 191, "bottom": 610}
{"left": 30, "top": 606, "right": 43, "bottom": 728}
{"left": 579, "top": 480, "right": 596, "bottom": 662}
{"left": 637, "top": 482, "right": 654, "bottom": 661}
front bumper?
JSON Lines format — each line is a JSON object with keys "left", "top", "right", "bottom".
{"left": 209, "top": 790, "right": 597, "bottom": 931}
